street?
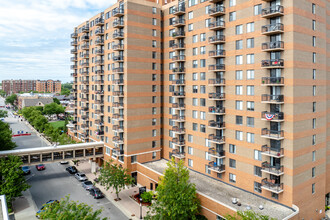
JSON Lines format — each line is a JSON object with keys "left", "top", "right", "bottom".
{"left": 27, "top": 162, "right": 128, "bottom": 220}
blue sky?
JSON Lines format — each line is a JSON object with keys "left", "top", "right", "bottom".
{"left": 0, "top": 0, "right": 116, "bottom": 83}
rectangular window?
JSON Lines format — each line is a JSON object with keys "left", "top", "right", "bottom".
{"left": 200, "top": 72, "right": 206, "bottom": 80}
{"left": 200, "top": 124, "right": 206, "bottom": 133}
{"left": 152, "top": 152, "right": 156, "bottom": 159}
{"left": 254, "top": 182, "right": 262, "bottom": 193}
{"left": 313, "top": 52, "right": 316, "bottom": 63}
{"left": 188, "top": 134, "right": 193, "bottom": 143}
{"left": 229, "top": 173, "right": 236, "bottom": 183}
{"left": 236, "top": 116, "right": 243, "bottom": 125}
{"left": 313, "top": 69, "right": 316, "bottom": 79}
{"left": 312, "top": 183, "right": 315, "bottom": 194}
{"left": 236, "top": 70, "right": 243, "bottom": 80}
{"left": 193, "top": 47, "right": 198, "bottom": 55}
{"left": 236, "top": 40, "right": 243, "bottom": 50}
{"left": 192, "top": 123, "right": 198, "bottom": 131}
{"left": 193, "top": 98, "right": 198, "bottom": 106}
{"left": 312, "top": 151, "right": 316, "bottom": 161}
{"left": 313, "top": 36, "right": 316, "bottom": 47}
{"left": 254, "top": 166, "right": 262, "bottom": 177}
{"left": 312, "top": 134, "right": 316, "bottom": 145}
{"left": 236, "top": 55, "right": 243, "bottom": 65}
{"left": 188, "top": 147, "right": 193, "bottom": 155}
{"left": 312, "top": 3, "right": 316, "bottom": 14}
{"left": 229, "top": 159, "right": 236, "bottom": 168}
{"left": 200, "top": 33, "right": 206, "bottom": 41}
{"left": 247, "top": 133, "right": 254, "bottom": 143}
{"left": 229, "top": 144, "right": 236, "bottom": 154}
{"left": 200, "top": 59, "right": 206, "bottom": 67}
{"left": 188, "top": 23, "right": 194, "bottom": 31}
{"left": 236, "top": 86, "right": 243, "bottom": 95}
{"left": 131, "top": 155, "right": 137, "bottom": 163}
{"left": 247, "top": 54, "right": 254, "bottom": 64}
{"left": 312, "top": 118, "right": 316, "bottom": 129}
{"left": 188, "top": 11, "right": 194, "bottom": 19}
{"left": 312, "top": 20, "right": 316, "bottom": 30}
{"left": 152, "top": 18, "right": 157, "bottom": 25}
{"left": 247, "top": 22, "right": 254, "bottom": 33}
{"left": 105, "top": 147, "right": 110, "bottom": 155}
{"left": 229, "top": 0, "right": 236, "bottom": 7}
{"left": 188, "top": 159, "right": 193, "bottom": 167}
{"left": 200, "top": 111, "right": 206, "bottom": 120}
{"left": 254, "top": 4, "right": 262, "bottom": 15}
{"left": 254, "top": 150, "right": 262, "bottom": 161}
{"left": 200, "top": 46, "right": 206, "bottom": 55}
{"left": 313, "top": 102, "right": 316, "bottom": 112}
{"left": 193, "top": 35, "right": 198, "bottom": 43}
{"left": 236, "top": 101, "right": 243, "bottom": 110}
{"left": 229, "top": 12, "right": 236, "bottom": 21}
{"left": 312, "top": 167, "right": 316, "bottom": 178}
{"left": 247, "top": 38, "right": 254, "bottom": 48}
{"left": 247, "top": 85, "right": 254, "bottom": 95}
{"left": 193, "top": 73, "right": 198, "bottom": 81}
{"left": 313, "top": 86, "right": 316, "bottom": 96}
{"left": 192, "top": 110, "right": 198, "bottom": 119}
{"left": 193, "top": 85, "right": 198, "bottom": 93}
{"left": 247, "top": 101, "right": 254, "bottom": 111}
{"left": 247, "top": 70, "right": 255, "bottom": 79}
{"left": 235, "top": 131, "right": 243, "bottom": 141}
{"left": 236, "top": 25, "right": 243, "bottom": 35}
{"left": 193, "top": 60, "right": 198, "bottom": 68}
{"left": 152, "top": 7, "right": 157, "bottom": 14}
{"left": 247, "top": 117, "right": 254, "bottom": 127}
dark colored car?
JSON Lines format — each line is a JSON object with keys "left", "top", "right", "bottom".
{"left": 66, "top": 166, "right": 77, "bottom": 174}
{"left": 89, "top": 187, "right": 104, "bottom": 199}
{"left": 82, "top": 180, "right": 94, "bottom": 190}
{"left": 36, "top": 164, "right": 45, "bottom": 171}
{"left": 22, "top": 166, "right": 31, "bottom": 175}
{"left": 36, "top": 200, "right": 58, "bottom": 218}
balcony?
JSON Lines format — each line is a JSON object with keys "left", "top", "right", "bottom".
{"left": 113, "top": 32, "right": 124, "bottom": 39}
{"left": 71, "top": 73, "right": 77, "bottom": 77}
{"left": 171, "top": 43, "right": 185, "bottom": 50}
{"left": 95, "top": 18, "right": 104, "bottom": 26}
{"left": 209, "top": 20, "right": 225, "bottom": 30}
{"left": 261, "top": 5, "right": 284, "bottom": 18}
{"left": 113, "top": 148, "right": 124, "bottom": 157}
{"left": 209, "top": 0, "right": 223, "bottom": 3}
{"left": 112, "top": 125, "right": 124, "bottom": 132}
{"left": 209, "top": 50, "right": 226, "bottom": 58}
{"left": 82, "top": 89, "right": 89, "bottom": 93}
{"left": 172, "top": 138, "right": 185, "bottom": 146}
{"left": 172, "top": 115, "right": 185, "bottom": 122}
{"left": 95, "top": 28, "right": 104, "bottom": 36}
{"left": 172, "top": 126, "right": 185, "bottom": 134}
{"left": 262, "top": 41, "right": 284, "bottom": 52}
{"left": 208, "top": 64, "right": 225, "bottom": 71}
{"left": 173, "top": 5, "right": 185, "bottom": 15}
{"left": 81, "top": 44, "right": 89, "bottom": 50}
{"left": 261, "top": 94, "right": 284, "bottom": 104}
{"left": 208, "top": 162, "right": 225, "bottom": 173}
{"left": 95, "top": 69, "right": 104, "bottom": 75}
{"left": 172, "top": 18, "right": 185, "bottom": 27}
{"left": 208, "top": 93, "right": 225, "bottom": 100}
{"left": 113, "top": 20, "right": 124, "bottom": 28}
{"left": 172, "top": 67, "right": 185, "bottom": 73}
{"left": 113, "top": 55, "right": 124, "bottom": 62}
{"left": 71, "top": 32, "right": 78, "bottom": 38}
{"left": 113, "top": 8, "right": 124, "bottom": 17}
{"left": 95, "top": 49, "right": 104, "bottom": 55}
{"left": 208, "top": 6, "right": 225, "bottom": 17}
{"left": 82, "top": 62, "right": 89, "bottom": 67}
{"left": 171, "top": 31, "right": 185, "bottom": 39}
{"left": 209, "top": 35, "right": 225, "bottom": 44}
{"left": 172, "top": 55, "right": 186, "bottom": 62}
{"left": 70, "top": 65, "right": 77, "bottom": 69}
{"left": 113, "top": 67, "right": 124, "bottom": 73}
{"left": 113, "top": 44, "right": 124, "bottom": 51}
{"left": 208, "top": 134, "right": 225, "bottom": 144}
{"left": 261, "top": 128, "right": 284, "bottom": 140}
{"left": 95, "top": 59, "right": 104, "bottom": 65}
{"left": 262, "top": 162, "right": 284, "bottom": 176}
{"left": 112, "top": 136, "right": 124, "bottom": 144}
{"left": 81, "top": 115, "right": 89, "bottom": 120}
{"left": 95, "top": 119, "right": 104, "bottom": 126}
{"left": 172, "top": 103, "right": 185, "bottom": 110}
{"left": 71, "top": 40, "right": 77, "bottom": 46}
{"left": 261, "top": 23, "right": 284, "bottom": 35}
{"left": 95, "top": 110, "right": 104, "bottom": 115}
{"left": 81, "top": 98, "right": 89, "bottom": 102}
{"left": 261, "top": 77, "right": 284, "bottom": 86}
{"left": 82, "top": 27, "right": 89, "bottom": 33}
{"left": 113, "top": 91, "right": 124, "bottom": 97}
{"left": 71, "top": 57, "right": 77, "bottom": 62}
{"left": 171, "top": 149, "right": 185, "bottom": 159}
{"left": 95, "top": 39, "right": 104, "bottom": 46}
{"left": 95, "top": 80, "right": 104, "bottom": 85}
{"left": 261, "top": 145, "right": 284, "bottom": 158}
{"left": 172, "top": 91, "right": 185, "bottom": 97}
{"left": 208, "top": 148, "right": 225, "bottom": 159}
{"left": 261, "top": 178, "right": 283, "bottom": 194}
{"left": 71, "top": 49, "right": 77, "bottom": 54}
{"left": 208, "top": 120, "right": 225, "bottom": 130}
{"left": 171, "top": 79, "right": 185, "bottom": 85}
{"left": 81, "top": 35, "right": 89, "bottom": 42}
{"left": 82, "top": 80, "right": 89, "bottom": 84}
{"left": 208, "top": 78, "right": 225, "bottom": 86}
{"left": 82, "top": 53, "right": 89, "bottom": 58}
{"left": 113, "top": 114, "right": 124, "bottom": 121}
{"left": 113, "top": 79, "right": 124, "bottom": 85}
{"left": 95, "top": 90, "right": 104, "bottom": 95}
{"left": 112, "top": 102, "right": 124, "bottom": 109}
{"left": 261, "top": 59, "right": 284, "bottom": 68}
{"left": 261, "top": 111, "right": 284, "bottom": 122}
{"left": 208, "top": 106, "right": 225, "bottom": 115}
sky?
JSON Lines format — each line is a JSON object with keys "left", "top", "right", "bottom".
{"left": 0, "top": 0, "right": 116, "bottom": 83}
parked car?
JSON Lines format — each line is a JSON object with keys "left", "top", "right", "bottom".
{"left": 82, "top": 180, "right": 94, "bottom": 191}
{"left": 66, "top": 166, "right": 77, "bottom": 174}
{"left": 36, "top": 200, "right": 59, "bottom": 218}
{"left": 22, "top": 166, "right": 31, "bottom": 175}
{"left": 36, "top": 164, "right": 45, "bottom": 171}
{"left": 89, "top": 187, "right": 104, "bottom": 199}
{"left": 75, "top": 172, "right": 88, "bottom": 181}
{"left": 60, "top": 161, "right": 68, "bottom": 165}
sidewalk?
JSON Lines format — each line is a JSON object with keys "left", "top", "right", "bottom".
{"left": 22, "top": 118, "right": 52, "bottom": 146}
{"left": 12, "top": 189, "right": 38, "bottom": 220}
{"left": 76, "top": 160, "right": 150, "bottom": 220}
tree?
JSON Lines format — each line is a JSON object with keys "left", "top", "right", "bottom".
{"left": 38, "top": 195, "right": 107, "bottom": 220}
{"left": 5, "top": 94, "right": 17, "bottom": 106}
{"left": 0, "top": 90, "right": 6, "bottom": 97}
{"left": 43, "top": 103, "right": 65, "bottom": 118}
{"left": 62, "top": 83, "right": 73, "bottom": 90}
{"left": 146, "top": 158, "right": 200, "bottom": 220}
{"left": 98, "top": 160, "right": 134, "bottom": 200}
{"left": 0, "top": 110, "right": 8, "bottom": 118}
{"left": 226, "top": 210, "right": 276, "bottom": 220}
{"left": 32, "top": 115, "right": 48, "bottom": 132}
{"left": 0, "top": 156, "right": 30, "bottom": 211}
{"left": 60, "top": 88, "right": 70, "bottom": 96}
{"left": 53, "top": 98, "right": 60, "bottom": 105}
{"left": 0, "top": 120, "right": 16, "bottom": 151}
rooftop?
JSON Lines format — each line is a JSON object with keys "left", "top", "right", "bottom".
{"left": 141, "top": 159, "right": 297, "bottom": 219}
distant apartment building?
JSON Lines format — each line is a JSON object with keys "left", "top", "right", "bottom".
{"left": 2, "top": 80, "right": 61, "bottom": 95}
{"left": 69, "top": 0, "right": 330, "bottom": 219}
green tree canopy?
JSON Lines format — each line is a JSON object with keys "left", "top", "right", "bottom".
{"left": 98, "top": 160, "right": 134, "bottom": 200}
{"left": 0, "top": 120, "right": 16, "bottom": 151}
{"left": 60, "top": 88, "right": 71, "bottom": 96}
{"left": 5, "top": 94, "right": 17, "bottom": 106}
{"left": 226, "top": 210, "right": 276, "bottom": 220}
{"left": 38, "top": 195, "right": 107, "bottom": 220}
{"left": 43, "top": 103, "right": 65, "bottom": 117}
{"left": 62, "top": 83, "right": 73, "bottom": 90}
{"left": 0, "top": 110, "right": 8, "bottom": 118}
{"left": 53, "top": 98, "right": 60, "bottom": 105}
{"left": 0, "top": 156, "right": 30, "bottom": 210}
{"left": 146, "top": 158, "right": 200, "bottom": 220}
{"left": 0, "top": 90, "right": 6, "bottom": 97}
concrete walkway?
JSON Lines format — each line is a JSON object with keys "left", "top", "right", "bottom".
{"left": 77, "top": 160, "right": 150, "bottom": 220}
{"left": 12, "top": 189, "right": 38, "bottom": 220}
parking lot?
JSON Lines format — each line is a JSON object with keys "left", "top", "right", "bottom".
{"left": 27, "top": 162, "right": 128, "bottom": 220}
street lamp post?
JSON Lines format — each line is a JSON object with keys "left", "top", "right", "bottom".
{"left": 140, "top": 197, "right": 143, "bottom": 220}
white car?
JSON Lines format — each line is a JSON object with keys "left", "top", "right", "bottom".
{"left": 75, "top": 172, "right": 88, "bottom": 181}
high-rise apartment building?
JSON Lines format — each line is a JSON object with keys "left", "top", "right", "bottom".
{"left": 2, "top": 79, "right": 61, "bottom": 95}
{"left": 36, "top": 80, "right": 62, "bottom": 93}
{"left": 69, "top": 0, "right": 329, "bottom": 218}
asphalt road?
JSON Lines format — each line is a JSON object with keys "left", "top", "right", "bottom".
{"left": 0, "top": 97, "right": 49, "bottom": 149}
{"left": 27, "top": 163, "right": 128, "bottom": 220}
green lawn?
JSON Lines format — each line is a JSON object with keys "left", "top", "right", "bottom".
{"left": 49, "top": 121, "right": 65, "bottom": 129}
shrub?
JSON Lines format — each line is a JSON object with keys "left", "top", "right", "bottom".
{"left": 141, "top": 191, "right": 153, "bottom": 203}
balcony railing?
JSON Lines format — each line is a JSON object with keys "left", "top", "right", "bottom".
{"left": 172, "top": 67, "right": 185, "bottom": 73}
{"left": 172, "top": 103, "right": 185, "bottom": 109}
{"left": 81, "top": 35, "right": 89, "bottom": 41}
{"left": 172, "top": 126, "right": 185, "bottom": 134}
{"left": 208, "top": 93, "right": 225, "bottom": 100}
{"left": 95, "top": 80, "right": 104, "bottom": 85}
{"left": 95, "top": 18, "right": 104, "bottom": 26}
{"left": 113, "top": 8, "right": 124, "bottom": 17}
{"left": 82, "top": 27, "right": 89, "bottom": 32}
{"left": 261, "top": 94, "right": 284, "bottom": 103}
{"left": 71, "top": 40, "right": 77, "bottom": 46}
{"left": 95, "top": 49, "right": 104, "bottom": 55}
{"left": 113, "top": 91, "right": 124, "bottom": 96}
{"left": 209, "top": 50, "right": 226, "bottom": 58}
{"left": 95, "top": 28, "right": 104, "bottom": 35}
{"left": 172, "top": 18, "right": 185, "bottom": 27}
{"left": 71, "top": 49, "right": 77, "bottom": 53}
{"left": 172, "top": 138, "right": 185, "bottom": 146}
{"left": 208, "top": 120, "right": 225, "bottom": 129}
{"left": 113, "top": 79, "right": 124, "bottom": 85}
{"left": 113, "top": 55, "right": 124, "bottom": 62}
{"left": 171, "top": 149, "right": 185, "bottom": 159}
{"left": 113, "top": 114, "right": 124, "bottom": 120}
{"left": 208, "top": 134, "right": 225, "bottom": 144}
{"left": 171, "top": 31, "right": 185, "bottom": 38}
{"left": 173, "top": 5, "right": 185, "bottom": 15}
{"left": 208, "top": 162, "right": 225, "bottom": 173}
{"left": 112, "top": 125, "right": 124, "bottom": 132}
{"left": 95, "top": 59, "right": 104, "bottom": 65}
{"left": 261, "top": 145, "right": 284, "bottom": 158}
{"left": 208, "top": 148, "right": 225, "bottom": 158}
{"left": 113, "top": 102, "right": 124, "bottom": 108}
{"left": 261, "top": 59, "right": 284, "bottom": 68}
{"left": 208, "top": 78, "right": 225, "bottom": 85}
{"left": 113, "top": 32, "right": 124, "bottom": 39}
{"left": 261, "top": 77, "right": 284, "bottom": 85}
{"left": 95, "top": 90, "right": 104, "bottom": 94}
{"left": 209, "top": 35, "right": 225, "bottom": 44}
{"left": 262, "top": 41, "right": 284, "bottom": 51}
{"left": 208, "top": 6, "right": 225, "bottom": 16}
{"left": 172, "top": 91, "right": 185, "bottom": 97}
{"left": 261, "top": 178, "right": 284, "bottom": 193}
{"left": 262, "top": 162, "right": 284, "bottom": 176}
{"left": 70, "top": 57, "right": 77, "bottom": 62}
{"left": 172, "top": 55, "right": 186, "bottom": 62}
{"left": 261, "top": 111, "right": 284, "bottom": 121}
{"left": 113, "top": 44, "right": 124, "bottom": 51}
{"left": 113, "top": 67, "right": 124, "bottom": 73}
{"left": 95, "top": 39, "right": 104, "bottom": 45}
{"left": 208, "top": 106, "right": 225, "bottom": 114}
{"left": 71, "top": 33, "right": 78, "bottom": 38}
{"left": 261, "top": 128, "right": 284, "bottom": 139}
{"left": 113, "top": 20, "right": 124, "bottom": 28}
{"left": 81, "top": 44, "right": 89, "bottom": 50}
{"left": 172, "top": 115, "right": 185, "bottom": 121}
{"left": 261, "top": 23, "right": 284, "bottom": 35}
{"left": 70, "top": 65, "right": 77, "bottom": 69}
{"left": 171, "top": 79, "right": 185, "bottom": 85}
{"left": 209, "top": 20, "right": 225, "bottom": 30}
{"left": 95, "top": 69, "right": 104, "bottom": 74}
{"left": 171, "top": 43, "right": 185, "bottom": 50}
{"left": 208, "top": 64, "right": 225, "bottom": 71}
{"left": 112, "top": 136, "right": 124, "bottom": 144}
{"left": 261, "top": 5, "right": 284, "bottom": 18}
